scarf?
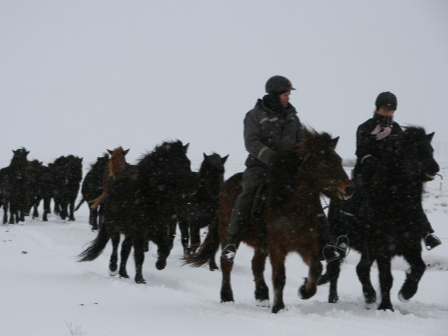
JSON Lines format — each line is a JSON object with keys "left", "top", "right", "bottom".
{"left": 371, "top": 112, "right": 393, "bottom": 140}
{"left": 262, "top": 92, "right": 288, "bottom": 117}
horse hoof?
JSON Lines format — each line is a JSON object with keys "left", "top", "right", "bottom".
{"left": 377, "top": 303, "right": 394, "bottom": 312}
{"left": 135, "top": 278, "right": 146, "bottom": 284}
{"left": 109, "top": 270, "right": 117, "bottom": 276}
{"left": 398, "top": 291, "right": 410, "bottom": 303}
{"left": 272, "top": 305, "right": 286, "bottom": 314}
{"left": 156, "top": 260, "right": 167, "bottom": 270}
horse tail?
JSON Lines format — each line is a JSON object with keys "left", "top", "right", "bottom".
{"left": 183, "top": 215, "right": 221, "bottom": 268}
{"left": 74, "top": 198, "right": 85, "bottom": 211}
{"left": 78, "top": 224, "right": 110, "bottom": 262}
{"left": 90, "top": 192, "right": 105, "bottom": 210}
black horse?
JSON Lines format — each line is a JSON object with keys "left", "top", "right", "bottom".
{"left": 175, "top": 153, "right": 228, "bottom": 264}
{"left": 75, "top": 153, "right": 110, "bottom": 230}
{"left": 0, "top": 148, "right": 30, "bottom": 224}
{"left": 25, "top": 160, "right": 53, "bottom": 221}
{"left": 320, "top": 127, "right": 439, "bottom": 311}
{"left": 49, "top": 155, "right": 83, "bottom": 221}
{"left": 78, "top": 140, "right": 195, "bottom": 284}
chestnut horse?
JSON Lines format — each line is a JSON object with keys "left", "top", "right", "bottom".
{"left": 185, "top": 129, "right": 354, "bottom": 313}
{"left": 91, "top": 147, "right": 129, "bottom": 210}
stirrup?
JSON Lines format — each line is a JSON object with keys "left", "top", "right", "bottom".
{"left": 322, "top": 245, "right": 340, "bottom": 263}
{"left": 335, "top": 235, "right": 350, "bottom": 257}
{"left": 425, "top": 233, "right": 442, "bottom": 250}
{"left": 221, "top": 244, "right": 237, "bottom": 262}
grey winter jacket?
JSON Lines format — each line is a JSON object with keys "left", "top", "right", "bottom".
{"left": 244, "top": 99, "right": 304, "bottom": 169}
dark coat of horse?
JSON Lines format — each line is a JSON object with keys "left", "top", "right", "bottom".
{"left": 185, "top": 130, "right": 354, "bottom": 313}
{"left": 91, "top": 147, "right": 130, "bottom": 210}
{"left": 25, "top": 160, "right": 53, "bottom": 221}
{"left": 0, "top": 148, "right": 30, "bottom": 224}
{"left": 78, "top": 140, "right": 195, "bottom": 284}
{"left": 320, "top": 127, "right": 439, "bottom": 311}
{"left": 75, "top": 153, "right": 110, "bottom": 230}
{"left": 175, "top": 153, "right": 228, "bottom": 262}
{"left": 49, "top": 155, "right": 83, "bottom": 221}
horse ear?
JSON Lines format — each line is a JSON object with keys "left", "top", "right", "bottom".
{"left": 184, "top": 143, "right": 190, "bottom": 153}
{"left": 166, "top": 145, "right": 171, "bottom": 152}
{"left": 222, "top": 154, "right": 229, "bottom": 164}
{"left": 203, "top": 153, "right": 207, "bottom": 159}
{"left": 331, "top": 137, "right": 340, "bottom": 149}
{"left": 123, "top": 149, "right": 130, "bottom": 156}
{"left": 427, "top": 132, "right": 435, "bottom": 142}
{"left": 107, "top": 149, "right": 113, "bottom": 155}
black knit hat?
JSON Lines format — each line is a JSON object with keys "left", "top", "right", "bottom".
{"left": 375, "top": 92, "right": 397, "bottom": 110}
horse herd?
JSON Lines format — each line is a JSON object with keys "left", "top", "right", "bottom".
{"left": 1, "top": 126, "right": 440, "bottom": 313}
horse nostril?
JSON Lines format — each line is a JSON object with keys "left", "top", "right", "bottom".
{"left": 345, "top": 186, "right": 355, "bottom": 196}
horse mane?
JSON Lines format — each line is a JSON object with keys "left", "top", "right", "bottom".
{"left": 89, "top": 153, "right": 109, "bottom": 170}
{"left": 267, "top": 127, "right": 333, "bottom": 205}
{"left": 137, "top": 140, "right": 186, "bottom": 177}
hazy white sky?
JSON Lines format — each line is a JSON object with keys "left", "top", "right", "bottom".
{"left": 1, "top": 0, "right": 448, "bottom": 169}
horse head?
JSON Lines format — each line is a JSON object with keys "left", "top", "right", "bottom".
{"left": 300, "top": 129, "right": 355, "bottom": 201}
{"left": 197, "top": 153, "right": 229, "bottom": 196}
{"left": 11, "top": 147, "right": 29, "bottom": 168}
{"left": 107, "top": 147, "right": 130, "bottom": 179}
{"left": 400, "top": 127, "right": 439, "bottom": 182}
{"left": 267, "top": 128, "right": 354, "bottom": 204}
{"left": 138, "top": 140, "right": 195, "bottom": 192}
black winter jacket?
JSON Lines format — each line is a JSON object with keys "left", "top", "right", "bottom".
{"left": 353, "top": 117, "right": 402, "bottom": 184}
{"left": 244, "top": 98, "right": 304, "bottom": 169}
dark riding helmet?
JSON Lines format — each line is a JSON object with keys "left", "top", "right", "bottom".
{"left": 265, "top": 75, "right": 296, "bottom": 93}
{"left": 375, "top": 92, "right": 397, "bottom": 110}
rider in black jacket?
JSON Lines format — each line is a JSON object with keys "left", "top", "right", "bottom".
{"left": 352, "top": 92, "right": 441, "bottom": 250}
{"left": 221, "top": 76, "right": 341, "bottom": 263}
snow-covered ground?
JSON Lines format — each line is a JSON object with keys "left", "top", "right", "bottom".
{"left": 1, "top": 164, "right": 448, "bottom": 336}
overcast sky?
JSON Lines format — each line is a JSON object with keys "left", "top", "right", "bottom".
{"left": 1, "top": 0, "right": 448, "bottom": 169}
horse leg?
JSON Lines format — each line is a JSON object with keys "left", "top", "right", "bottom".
{"left": 89, "top": 208, "right": 98, "bottom": 231}
{"left": 42, "top": 196, "right": 51, "bottom": 221}
{"left": 318, "top": 258, "right": 342, "bottom": 303}
{"left": 109, "top": 234, "right": 121, "bottom": 276}
{"left": 298, "top": 255, "right": 323, "bottom": 301}
{"left": 398, "top": 247, "right": 426, "bottom": 302}
{"left": 356, "top": 252, "right": 377, "bottom": 309}
{"left": 270, "top": 249, "right": 287, "bottom": 313}
{"left": 133, "top": 235, "right": 146, "bottom": 284}
{"left": 208, "top": 252, "right": 219, "bottom": 271}
{"left": 376, "top": 254, "right": 394, "bottom": 311}
{"left": 188, "top": 221, "right": 201, "bottom": 254}
{"left": 252, "top": 249, "right": 269, "bottom": 305}
{"left": 118, "top": 236, "right": 133, "bottom": 279}
{"left": 178, "top": 219, "right": 190, "bottom": 255}
{"left": 2, "top": 202, "right": 8, "bottom": 224}
{"left": 220, "top": 258, "right": 235, "bottom": 302}
{"left": 69, "top": 200, "right": 75, "bottom": 221}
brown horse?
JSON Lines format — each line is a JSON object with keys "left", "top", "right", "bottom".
{"left": 185, "top": 129, "right": 354, "bottom": 313}
{"left": 91, "top": 147, "right": 129, "bottom": 209}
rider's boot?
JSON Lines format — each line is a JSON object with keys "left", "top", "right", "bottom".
{"left": 318, "top": 214, "right": 340, "bottom": 262}
{"left": 423, "top": 217, "right": 442, "bottom": 250}
{"left": 221, "top": 189, "right": 256, "bottom": 262}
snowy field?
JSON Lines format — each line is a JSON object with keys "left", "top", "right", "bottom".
{"left": 1, "top": 164, "right": 448, "bottom": 336}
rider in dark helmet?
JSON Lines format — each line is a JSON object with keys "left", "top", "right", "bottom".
{"left": 221, "top": 75, "right": 341, "bottom": 263}
{"left": 346, "top": 92, "right": 441, "bottom": 250}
